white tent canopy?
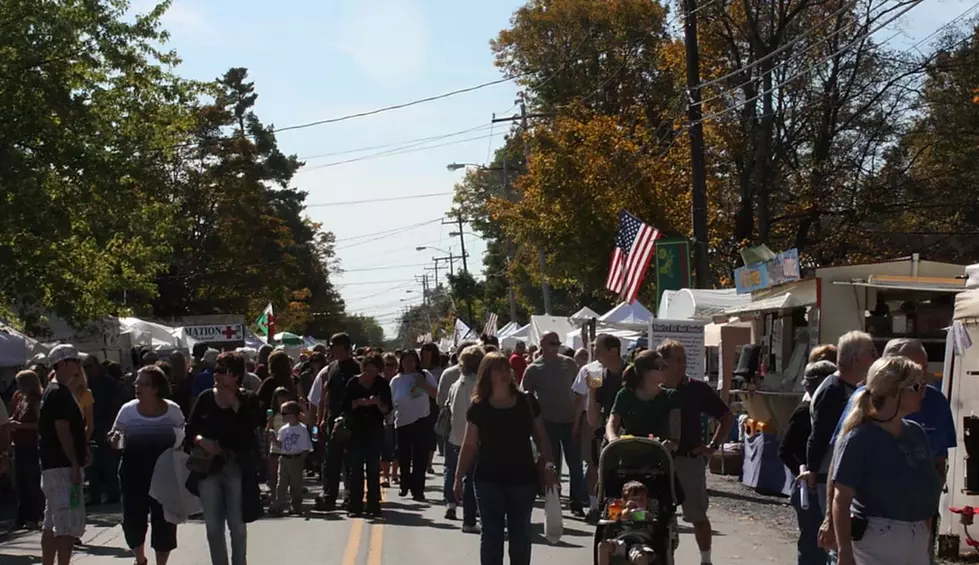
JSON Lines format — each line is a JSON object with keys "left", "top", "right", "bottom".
{"left": 600, "top": 301, "right": 653, "bottom": 329}
{"left": 501, "top": 323, "right": 531, "bottom": 350}
{"left": 658, "top": 288, "right": 751, "bottom": 320}
{"left": 496, "top": 322, "right": 521, "bottom": 339}
{"left": 565, "top": 326, "right": 642, "bottom": 351}
{"left": 570, "top": 306, "right": 601, "bottom": 322}
{"left": 528, "top": 315, "right": 578, "bottom": 348}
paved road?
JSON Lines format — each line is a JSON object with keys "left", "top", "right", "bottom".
{"left": 0, "top": 456, "right": 795, "bottom": 565}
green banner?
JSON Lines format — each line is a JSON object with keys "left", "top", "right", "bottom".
{"left": 654, "top": 239, "right": 691, "bottom": 309}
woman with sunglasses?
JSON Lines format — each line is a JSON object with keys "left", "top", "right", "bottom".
{"left": 830, "top": 355, "right": 940, "bottom": 565}
{"left": 605, "top": 350, "right": 680, "bottom": 449}
{"left": 185, "top": 351, "right": 261, "bottom": 565}
{"left": 108, "top": 365, "right": 185, "bottom": 565}
{"left": 380, "top": 352, "right": 400, "bottom": 487}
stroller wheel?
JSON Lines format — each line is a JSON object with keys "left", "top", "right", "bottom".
{"left": 592, "top": 523, "right": 605, "bottom": 565}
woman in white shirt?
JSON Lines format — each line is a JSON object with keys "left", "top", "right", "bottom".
{"left": 109, "top": 365, "right": 185, "bottom": 565}
{"left": 389, "top": 350, "right": 437, "bottom": 501}
{"left": 444, "top": 345, "right": 484, "bottom": 531}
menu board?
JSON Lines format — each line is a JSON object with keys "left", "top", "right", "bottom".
{"left": 647, "top": 320, "right": 708, "bottom": 379}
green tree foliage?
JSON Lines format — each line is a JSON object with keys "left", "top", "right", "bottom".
{"left": 148, "top": 68, "right": 345, "bottom": 334}
{"left": 0, "top": 0, "right": 195, "bottom": 331}
{"left": 343, "top": 314, "right": 385, "bottom": 348}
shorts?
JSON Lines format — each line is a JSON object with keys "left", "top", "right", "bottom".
{"left": 673, "top": 455, "right": 709, "bottom": 523}
{"left": 42, "top": 467, "right": 86, "bottom": 538}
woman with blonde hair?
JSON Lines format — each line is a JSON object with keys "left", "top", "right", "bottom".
{"left": 830, "top": 356, "right": 940, "bottom": 565}
{"left": 454, "top": 352, "right": 557, "bottom": 565}
{"left": 6, "top": 370, "right": 44, "bottom": 528}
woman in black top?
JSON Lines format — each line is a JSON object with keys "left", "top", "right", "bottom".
{"left": 455, "top": 352, "right": 557, "bottom": 565}
{"left": 339, "top": 352, "right": 391, "bottom": 518}
{"left": 779, "top": 358, "right": 836, "bottom": 565}
{"left": 185, "top": 351, "right": 261, "bottom": 565}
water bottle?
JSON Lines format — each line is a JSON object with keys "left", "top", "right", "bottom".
{"left": 799, "top": 465, "right": 810, "bottom": 510}
{"left": 311, "top": 425, "right": 319, "bottom": 443}
{"left": 69, "top": 484, "right": 82, "bottom": 509}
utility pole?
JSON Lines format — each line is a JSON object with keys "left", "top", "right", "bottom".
{"left": 684, "top": 0, "right": 712, "bottom": 289}
{"left": 430, "top": 252, "right": 458, "bottom": 290}
{"left": 502, "top": 157, "right": 518, "bottom": 325}
{"left": 442, "top": 215, "right": 475, "bottom": 325}
{"left": 493, "top": 95, "right": 554, "bottom": 314}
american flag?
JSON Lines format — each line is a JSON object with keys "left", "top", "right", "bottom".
{"left": 483, "top": 312, "right": 499, "bottom": 337}
{"left": 605, "top": 210, "right": 660, "bottom": 303}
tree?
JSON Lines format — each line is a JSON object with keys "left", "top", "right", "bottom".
{"left": 0, "top": 0, "right": 195, "bottom": 331}
{"left": 343, "top": 315, "right": 385, "bottom": 348}
{"left": 149, "top": 68, "right": 345, "bottom": 332}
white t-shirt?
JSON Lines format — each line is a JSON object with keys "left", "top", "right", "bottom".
{"left": 308, "top": 367, "right": 330, "bottom": 408}
{"left": 277, "top": 423, "right": 312, "bottom": 455}
{"left": 389, "top": 370, "right": 437, "bottom": 428}
{"left": 111, "top": 399, "right": 185, "bottom": 449}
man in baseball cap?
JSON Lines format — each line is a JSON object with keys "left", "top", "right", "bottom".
{"left": 39, "top": 344, "right": 88, "bottom": 564}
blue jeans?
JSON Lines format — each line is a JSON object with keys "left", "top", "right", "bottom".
{"left": 443, "top": 442, "right": 477, "bottom": 525}
{"left": 474, "top": 481, "right": 536, "bottom": 565}
{"left": 543, "top": 421, "right": 586, "bottom": 505}
{"left": 347, "top": 427, "right": 384, "bottom": 511}
{"left": 199, "top": 461, "right": 247, "bottom": 565}
{"left": 792, "top": 482, "right": 828, "bottom": 565}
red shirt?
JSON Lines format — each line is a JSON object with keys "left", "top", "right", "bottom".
{"left": 509, "top": 353, "right": 528, "bottom": 384}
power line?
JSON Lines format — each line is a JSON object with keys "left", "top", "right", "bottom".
{"left": 695, "top": 0, "right": 927, "bottom": 126}
{"left": 334, "top": 278, "right": 416, "bottom": 287}
{"left": 296, "top": 133, "right": 498, "bottom": 173}
{"left": 272, "top": 77, "right": 519, "bottom": 134}
{"left": 298, "top": 124, "right": 493, "bottom": 161}
{"left": 333, "top": 218, "right": 444, "bottom": 243}
{"left": 306, "top": 192, "right": 452, "bottom": 208}
{"left": 341, "top": 262, "right": 432, "bottom": 273}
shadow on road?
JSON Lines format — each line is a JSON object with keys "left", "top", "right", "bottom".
{"left": 0, "top": 554, "right": 41, "bottom": 565}
{"left": 382, "top": 508, "right": 458, "bottom": 531}
{"left": 707, "top": 488, "right": 787, "bottom": 507}
{"left": 75, "top": 544, "right": 132, "bottom": 559}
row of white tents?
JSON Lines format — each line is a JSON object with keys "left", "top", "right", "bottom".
{"left": 496, "top": 301, "right": 657, "bottom": 352}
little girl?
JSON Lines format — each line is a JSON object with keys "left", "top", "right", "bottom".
{"left": 266, "top": 387, "right": 291, "bottom": 504}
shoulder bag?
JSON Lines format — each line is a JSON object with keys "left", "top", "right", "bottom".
{"left": 435, "top": 399, "right": 452, "bottom": 437}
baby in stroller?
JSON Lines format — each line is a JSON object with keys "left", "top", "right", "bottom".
{"left": 593, "top": 437, "right": 680, "bottom": 565}
{"left": 598, "top": 481, "right": 657, "bottom": 565}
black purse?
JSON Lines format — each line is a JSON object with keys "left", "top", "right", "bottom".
{"left": 186, "top": 445, "right": 223, "bottom": 475}
{"left": 331, "top": 415, "right": 353, "bottom": 445}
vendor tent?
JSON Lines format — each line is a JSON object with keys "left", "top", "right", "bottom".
{"left": 600, "top": 301, "right": 653, "bottom": 328}
{"left": 496, "top": 322, "right": 521, "bottom": 339}
{"left": 118, "top": 317, "right": 181, "bottom": 350}
{"left": 565, "top": 327, "right": 642, "bottom": 351}
{"left": 500, "top": 324, "right": 531, "bottom": 350}
{"left": 570, "top": 306, "right": 601, "bottom": 322}
{"left": 529, "top": 315, "right": 577, "bottom": 348}
{"left": 658, "top": 289, "right": 750, "bottom": 320}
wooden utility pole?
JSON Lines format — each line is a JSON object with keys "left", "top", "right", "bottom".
{"left": 684, "top": 0, "right": 712, "bottom": 289}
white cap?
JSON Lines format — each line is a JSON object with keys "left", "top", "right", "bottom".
{"left": 48, "top": 344, "right": 81, "bottom": 365}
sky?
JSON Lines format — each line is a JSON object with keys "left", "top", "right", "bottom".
{"left": 141, "top": 0, "right": 976, "bottom": 339}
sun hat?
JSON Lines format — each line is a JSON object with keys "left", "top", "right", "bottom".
{"left": 48, "top": 344, "right": 81, "bottom": 365}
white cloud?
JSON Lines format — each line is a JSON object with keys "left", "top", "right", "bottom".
{"left": 336, "top": 0, "right": 429, "bottom": 86}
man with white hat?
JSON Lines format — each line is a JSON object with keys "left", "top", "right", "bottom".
{"left": 39, "top": 344, "right": 88, "bottom": 565}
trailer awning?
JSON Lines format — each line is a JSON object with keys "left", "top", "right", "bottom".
{"left": 724, "top": 293, "right": 798, "bottom": 316}
{"left": 832, "top": 281, "right": 964, "bottom": 293}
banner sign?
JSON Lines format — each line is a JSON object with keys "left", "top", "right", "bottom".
{"left": 645, "top": 319, "right": 708, "bottom": 380}
{"left": 182, "top": 324, "right": 244, "bottom": 342}
{"left": 654, "top": 239, "right": 691, "bottom": 309}
{"left": 735, "top": 248, "right": 801, "bottom": 294}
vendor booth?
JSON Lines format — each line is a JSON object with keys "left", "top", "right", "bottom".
{"left": 937, "top": 280, "right": 979, "bottom": 559}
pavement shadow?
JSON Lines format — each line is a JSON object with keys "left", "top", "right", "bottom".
{"left": 677, "top": 524, "right": 723, "bottom": 536}
{"left": 380, "top": 508, "right": 458, "bottom": 531}
{"left": 74, "top": 544, "right": 132, "bottom": 559}
{"left": 707, "top": 488, "right": 788, "bottom": 507}
{"left": 528, "top": 523, "right": 585, "bottom": 549}
{"left": 0, "top": 554, "right": 41, "bottom": 565}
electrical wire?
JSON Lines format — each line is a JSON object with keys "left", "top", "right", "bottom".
{"left": 272, "top": 77, "right": 521, "bottom": 134}
{"left": 694, "top": 0, "right": 927, "bottom": 126}
{"left": 306, "top": 192, "right": 452, "bottom": 208}
{"left": 298, "top": 123, "right": 495, "bottom": 161}
{"left": 334, "top": 218, "right": 444, "bottom": 243}
{"left": 295, "top": 132, "right": 499, "bottom": 174}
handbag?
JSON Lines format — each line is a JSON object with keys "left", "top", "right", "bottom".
{"left": 435, "top": 401, "right": 452, "bottom": 437}
{"left": 186, "top": 445, "right": 222, "bottom": 476}
{"left": 331, "top": 415, "right": 353, "bottom": 445}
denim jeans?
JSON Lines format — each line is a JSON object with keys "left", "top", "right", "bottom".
{"left": 791, "top": 482, "right": 828, "bottom": 565}
{"left": 444, "top": 442, "right": 477, "bottom": 525}
{"left": 347, "top": 427, "right": 384, "bottom": 512}
{"left": 474, "top": 481, "right": 537, "bottom": 565}
{"left": 543, "top": 421, "right": 586, "bottom": 505}
{"left": 396, "top": 420, "right": 430, "bottom": 497}
{"left": 14, "top": 448, "right": 43, "bottom": 524}
{"left": 199, "top": 461, "right": 247, "bottom": 565}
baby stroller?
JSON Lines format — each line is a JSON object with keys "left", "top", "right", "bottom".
{"left": 593, "top": 436, "right": 681, "bottom": 565}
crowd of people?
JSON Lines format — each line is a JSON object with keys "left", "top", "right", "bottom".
{"left": 779, "top": 332, "right": 953, "bottom": 565}
{"left": 0, "top": 328, "right": 742, "bottom": 565}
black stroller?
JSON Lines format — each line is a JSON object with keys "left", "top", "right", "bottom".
{"left": 593, "top": 436, "right": 680, "bottom": 565}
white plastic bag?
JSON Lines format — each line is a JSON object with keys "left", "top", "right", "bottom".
{"left": 150, "top": 448, "right": 202, "bottom": 524}
{"left": 544, "top": 486, "right": 563, "bottom": 544}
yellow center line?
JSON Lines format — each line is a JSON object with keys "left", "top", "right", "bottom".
{"left": 342, "top": 517, "right": 364, "bottom": 565}
{"left": 367, "top": 522, "right": 384, "bottom": 565}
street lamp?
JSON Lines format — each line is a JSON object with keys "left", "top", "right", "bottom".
{"left": 416, "top": 245, "right": 451, "bottom": 255}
